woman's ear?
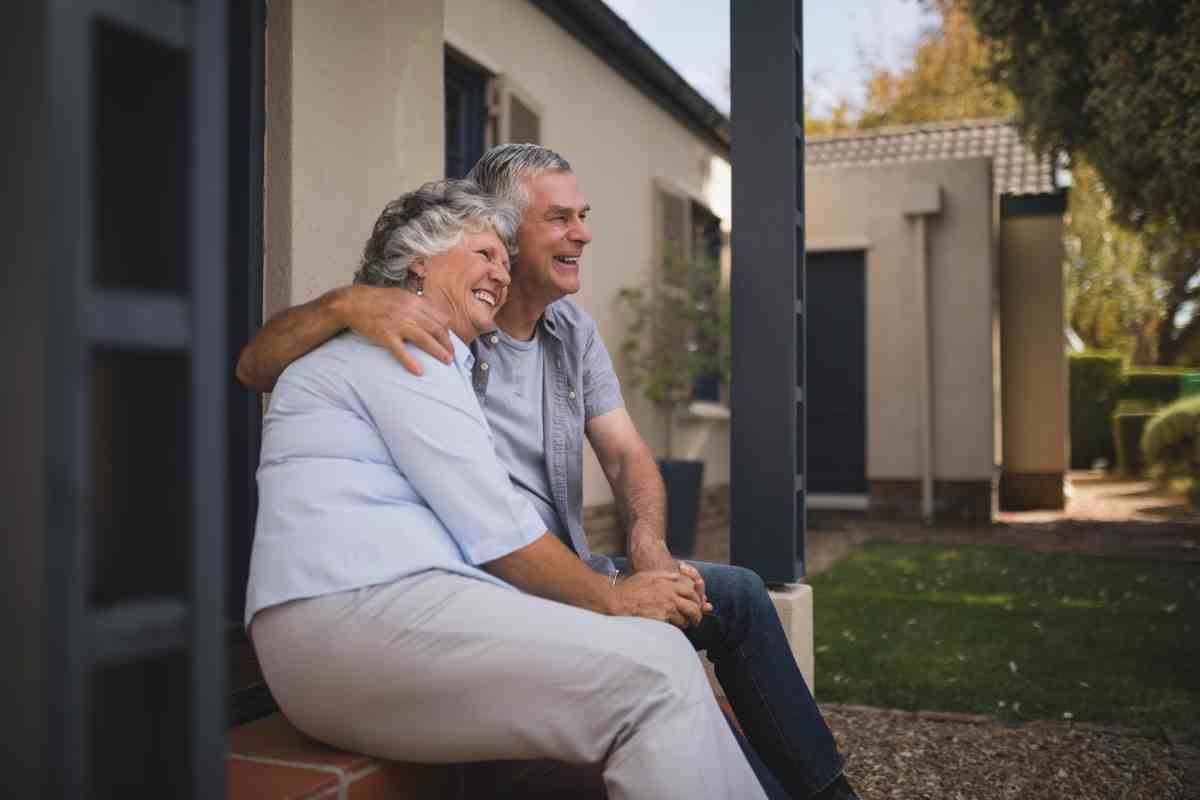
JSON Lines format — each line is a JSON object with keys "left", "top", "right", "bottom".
{"left": 408, "top": 258, "right": 427, "bottom": 278}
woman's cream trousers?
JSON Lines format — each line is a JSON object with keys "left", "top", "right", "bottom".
{"left": 251, "top": 570, "right": 765, "bottom": 800}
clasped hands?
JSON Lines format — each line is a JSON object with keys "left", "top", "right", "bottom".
{"left": 612, "top": 550, "right": 713, "bottom": 629}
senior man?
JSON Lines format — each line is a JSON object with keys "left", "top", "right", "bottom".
{"left": 237, "top": 144, "right": 858, "bottom": 800}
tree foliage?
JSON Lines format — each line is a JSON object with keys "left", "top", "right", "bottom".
{"left": 964, "top": 0, "right": 1200, "bottom": 364}
{"left": 964, "top": 0, "right": 1200, "bottom": 232}
{"left": 857, "top": 0, "right": 1016, "bottom": 128}
{"left": 1064, "top": 161, "right": 1164, "bottom": 362}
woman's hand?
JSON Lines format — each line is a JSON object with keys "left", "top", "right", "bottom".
{"left": 610, "top": 570, "right": 704, "bottom": 628}
{"left": 339, "top": 285, "right": 454, "bottom": 375}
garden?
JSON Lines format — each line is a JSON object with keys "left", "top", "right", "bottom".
{"left": 1070, "top": 352, "right": 1200, "bottom": 505}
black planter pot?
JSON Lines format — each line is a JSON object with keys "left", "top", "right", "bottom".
{"left": 658, "top": 459, "right": 704, "bottom": 557}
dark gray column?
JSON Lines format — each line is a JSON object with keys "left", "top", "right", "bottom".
{"left": 39, "top": 1, "right": 230, "bottom": 795}
{"left": 730, "top": 0, "right": 806, "bottom": 583}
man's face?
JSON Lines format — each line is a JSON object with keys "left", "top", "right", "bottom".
{"left": 511, "top": 171, "right": 592, "bottom": 305}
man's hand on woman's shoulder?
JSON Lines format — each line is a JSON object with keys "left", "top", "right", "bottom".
{"left": 337, "top": 285, "right": 454, "bottom": 376}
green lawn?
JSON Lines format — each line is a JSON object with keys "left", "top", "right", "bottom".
{"left": 807, "top": 541, "right": 1200, "bottom": 739}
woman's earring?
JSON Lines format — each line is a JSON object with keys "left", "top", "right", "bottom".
{"left": 412, "top": 274, "right": 425, "bottom": 297}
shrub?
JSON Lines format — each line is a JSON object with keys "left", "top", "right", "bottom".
{"left": 1112, "top": 405, "right": 1156, "bottom": 476}
{"left": 1141, "top": 396, "right": 1200, "bottom": 476}
{"left": 1120, "top": 367, "right": 1196, "bottom": 406}
{"left": 1069, "top": 352, "right": 1124, "bottom": 469}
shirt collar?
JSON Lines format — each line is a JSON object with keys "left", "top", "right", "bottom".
{"left": 450, "top": 331, "right": 475, "bottom": 372}
{"left": 475, "top": 305, "right": 562, "bottom": 348}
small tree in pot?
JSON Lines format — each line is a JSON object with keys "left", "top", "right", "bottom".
{"left": 616, "top": 242, "right": 729, "bottom": 556}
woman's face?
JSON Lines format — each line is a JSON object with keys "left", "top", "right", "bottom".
{"left": 418, "top": 227, "right": 511, "bottom": 342}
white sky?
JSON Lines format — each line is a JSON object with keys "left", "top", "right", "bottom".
{"left": 600, "top": 0, "right": 937, "bottom": 117}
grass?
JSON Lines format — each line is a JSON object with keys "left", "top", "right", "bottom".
{"left": 807, "top": 541, "right": 1200, "bottom": 739}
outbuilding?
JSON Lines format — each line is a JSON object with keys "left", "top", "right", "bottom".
{"left": 804, "top": 118, "right": 1069, "bottom": 522}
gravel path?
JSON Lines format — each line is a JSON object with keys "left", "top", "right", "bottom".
{"left": 825, "top": 705, "right": 1196, "bottom": 800}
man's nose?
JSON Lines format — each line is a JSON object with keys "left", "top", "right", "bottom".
{"left": 569, "top": 218, "right": 592, "bottom": 244}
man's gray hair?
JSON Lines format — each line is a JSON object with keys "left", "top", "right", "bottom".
{"left": 354, "top": 179, "right": 520, "bottom": 289}
{"left": 466, "top": 143, "right": 572, "bottom": 211}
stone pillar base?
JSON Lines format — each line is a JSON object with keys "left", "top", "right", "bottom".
{"left": 701, "top": 583, "right": 815, "bottom": 698}
{"left": 999, "top": 470, "right": 1064, "bottom": 511}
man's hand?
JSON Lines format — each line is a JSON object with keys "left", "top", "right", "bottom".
{"left": 611, "top": 570, "right": 704, "bottom": 628}
{"left": 340, "top": 285, "right": 454, "bottom": 375}
{"left": 677, "top": 561, "right": 712, "bottom": 613}
{"left": 629, "top": 539, "right": 712, "bottom": 614}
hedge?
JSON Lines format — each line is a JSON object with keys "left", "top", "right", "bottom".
{"left": 1141, "top": 395, "right": 1200, "bottom": 474}
{"left": 1120, "top": 367, "right": 1196, "bottom": 406}
{"left": 1113, "top": 404, "right": 1157, "bottom": 476}
{"left": 1069, "top": 352, "right": 1124, "bottom": 469}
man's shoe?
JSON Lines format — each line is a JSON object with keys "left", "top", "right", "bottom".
{"left": 811, "top": 774, "right": 861, "bottom": 800}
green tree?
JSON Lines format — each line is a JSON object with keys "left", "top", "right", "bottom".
{"left": 964, "top": 0, "right": 1200, "bottom": 364}
{"left": 965, "top": 0, "right": 1200, "bottom": 231}
{"left": 1064, "top": 161, "right": 1163, "bottom": 362}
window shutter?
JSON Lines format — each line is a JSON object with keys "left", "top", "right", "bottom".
{"left": 508, "top": 93, "right": 541, "bottom": 144}
{"left": 656, "top": 188, "right": 691, "bottom": 289}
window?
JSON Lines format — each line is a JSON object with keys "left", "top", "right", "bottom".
{"left": 489, "top": 76, "right": 544, "bottom": 147}
{"left": 444, "top": 51, "right": 488, "bottom": 178}
{"left": 445, "top": 51, "right": 543, "bottom": 177}
{"left": 655, "top": 186, "right": 727, "bottom": 404}
{"left": 691, "top": 203, "right": 724, "bottom": 403}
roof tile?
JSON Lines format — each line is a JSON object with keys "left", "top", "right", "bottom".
{"left": 806, "top": 118, "right": 1056, "bottom": 195}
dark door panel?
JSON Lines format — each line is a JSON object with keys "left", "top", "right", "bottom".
{"left": 806, "top": 251, "right": 867, "bottom": 494}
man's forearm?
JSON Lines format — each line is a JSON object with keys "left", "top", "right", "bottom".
{"left": 483, "top": 532, "right": 617, "bottom": 614}
{"left": 236, "top": 287, "right": 351, "bottom": 392}
{"left": 615, "top": 450, "right": 672, "bottom": 570}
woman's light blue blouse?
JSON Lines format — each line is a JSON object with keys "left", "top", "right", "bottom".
{"left": 244, "top": 331, "right": 547, "bottom": 627}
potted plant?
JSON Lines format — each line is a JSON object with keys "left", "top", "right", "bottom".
{"left": 616, "top": 242, "right": 729, "bottom": 556}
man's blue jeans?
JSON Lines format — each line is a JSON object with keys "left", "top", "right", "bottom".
{"left": 611, "top": 558, "right": 845, "bottom": 799}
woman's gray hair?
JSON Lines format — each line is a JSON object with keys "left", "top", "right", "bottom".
{"left": 353, "top": 179, "right": 520, "bottom": 289}
{"left": 466, "top": 143, "right": 572, "bottom": 212}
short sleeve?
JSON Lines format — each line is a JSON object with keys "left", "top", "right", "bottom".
{"left": 581, "top": 326, "right": 625, "bottom": 421}
{"left": 350, "top": 343, "right": 548, "bottom": 565}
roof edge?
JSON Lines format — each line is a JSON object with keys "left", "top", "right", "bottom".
{"left": 806, "top": 116, "right": 1017, "bottom": 144}
{"left": 526, "top": 0, "right": 730, "bottom": 157}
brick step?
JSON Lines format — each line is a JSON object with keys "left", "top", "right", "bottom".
{"left": 228, "top": 706, "right": 743, "bottom": 798}
{"left": 227, "top": 713, "right": 458, "bottom": 799}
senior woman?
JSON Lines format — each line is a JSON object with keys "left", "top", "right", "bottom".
{"left": 245, "top": 180, "right": 766, "bottom": 800}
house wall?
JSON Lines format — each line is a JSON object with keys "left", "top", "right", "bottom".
{"left": 444, "top": 0, "right": 732, "bottom": 509}
{"left": 263, "top": 0, "right": 731, "bottom": 517}
{"left": 263, "top": 0, "right": 445, "bottom": 319}
{"left": 999, "top": 214, "right": 1067, "bottom": 509}
{"left": 805, "top": 159, "right": 996, "bottom": 502}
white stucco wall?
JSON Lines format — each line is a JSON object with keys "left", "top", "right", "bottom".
{"left": 264, "top": 0, "right": 731, "bottom": 509}
{"left": 805, "top": 158, "right": 996, "bottom": 482}
{"left": 445, "top": 0, "right": 732, "bottom": 506}
{"left": 263, "top": 0, "right": 445, "bottom": 318}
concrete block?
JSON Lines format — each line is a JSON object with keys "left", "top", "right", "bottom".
{"left": 702, "top": 583, "right": 815, "bottom": 697}
{"left": 770, "top": 583, "right": 815, "bottom": 693}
